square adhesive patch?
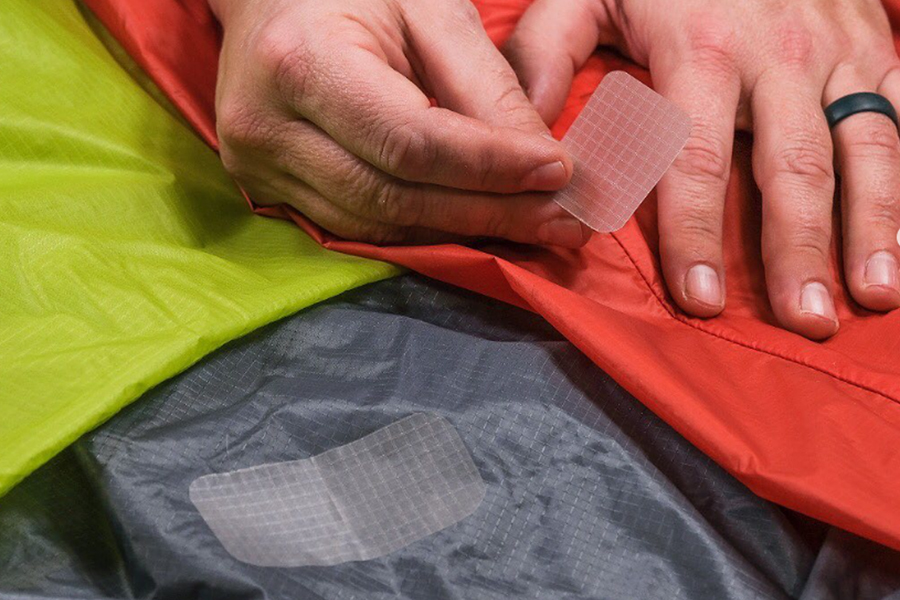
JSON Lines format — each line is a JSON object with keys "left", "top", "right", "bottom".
{"left": 189, "top": 413, "right": 486, "bottom": 567}
{"left": 554, "top": 71, "right": 692, "bottom": 232}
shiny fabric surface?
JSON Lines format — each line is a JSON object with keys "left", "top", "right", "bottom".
{"left": 0, "top": 0, "right": 396, "bottom": 496}
{"left": 2, "top": 275, "right": 898, "bottom": 599}
{"left": 81, "top": 0, "right": 900, "bottom": 550}
{"left": 0, "top": 275, "right": 846, "bottom": 599}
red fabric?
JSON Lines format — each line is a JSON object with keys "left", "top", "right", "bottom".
{"left": 85, "top": 0, "right": 900, "bottom": 549}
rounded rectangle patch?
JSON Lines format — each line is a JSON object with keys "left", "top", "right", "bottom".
{"left": 189, "top": 413, "right": 486, "bottom": 567}
{"left": 554, "top": 71, "right": 692, "bottom": 232}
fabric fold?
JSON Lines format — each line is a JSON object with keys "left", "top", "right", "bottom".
{"left": 0, "top": 0, "right": 398, "bottom": 497}
{"left": 80, "top": 0, "right": 900, "bottom": 551}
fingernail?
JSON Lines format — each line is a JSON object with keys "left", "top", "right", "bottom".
{"left": 864, "top": 250, "right": 900, "bottom": 291}
{"left": 799, "top": 282, "right": 837, "bottom": 321}
{"left": 684, "top": 264, "right": 723, "bottom": 307}
{"left": 537, "top": 217, "right": 586, "bottom": 248}
{"left": 524, "top": 161, "right": 567, "bottom": 191}
{"left": 540, "top": 132, "right": 557, "bottom": 141}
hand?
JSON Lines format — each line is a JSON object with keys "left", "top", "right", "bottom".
{"left": 208, "top": 0, "right": 591, "bottom": 248}
{"left": 505, "top": 0, "right": 900, "bottom": 339}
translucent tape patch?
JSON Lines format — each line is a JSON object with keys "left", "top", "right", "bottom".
{"left": 555, "top": 71, "right": 692, "bottom": 232}
{"left": 189, "top": 413, "right": 486, "bottom": 567}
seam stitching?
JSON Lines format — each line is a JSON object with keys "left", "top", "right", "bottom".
{"left": 610, "top": 232, "right": 900, "bottom": 406}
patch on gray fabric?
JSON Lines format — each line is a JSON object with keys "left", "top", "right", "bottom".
{"left": 189, "top": 413, "right": 486, "bottom": 567}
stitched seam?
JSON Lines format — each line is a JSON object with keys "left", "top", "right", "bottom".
{"left": 610, "top": 232, "right": 900, "bottom": 405}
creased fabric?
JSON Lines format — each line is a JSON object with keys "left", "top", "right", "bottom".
{"left": 0, "top": 0, "right": 397, "bottom": 497}
{"left": 81, "top": 0, "right": 900, "bottom": 551}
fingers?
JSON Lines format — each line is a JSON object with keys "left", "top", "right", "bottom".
{"left": 824, "top": 64, "right": 900, "bottom": 311}
{"left": 654, "top": 47, "right": 741, "bottom": 318}
{"left": 502, "top": 0, "right": 608, "bottom": 124}
{"left": 400, "top": 1, "right": 549, "bottom": 133}
{"left": 249, "top": 118, "right": 590, "bottom": 247}
{"left": 269, "top": 37, "right": 571, "bottom": 193}
{"left": 237, "top": 167, "right": 461, "bottom": 246}
{"left": 753, "top": 72, "right": 839, "bottom": 339}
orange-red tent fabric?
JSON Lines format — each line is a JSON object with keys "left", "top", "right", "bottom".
{"left": 83, "top": 0, "right": 900, "bottom": 550}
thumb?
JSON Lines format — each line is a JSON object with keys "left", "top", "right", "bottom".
{"left": 502, "top": 0, "right": 613, "bottom": 125}
{"left": 401, "top": 0, "right": 554, "bottom": 134}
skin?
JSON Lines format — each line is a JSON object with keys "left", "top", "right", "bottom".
{"left": 208, "top": 0, "right": 590, "bottom": 248}
{"left": 210, "top": 0, "right": 900, "bottom": 340}
{"left": 506, "top": 0, "right": 900, "bottom": 339}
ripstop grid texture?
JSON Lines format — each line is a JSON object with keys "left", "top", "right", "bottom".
{"left": 0, "top": 0, "right": 398, "bottom": 497}
{"left": 1, "top": 276, "right": 814, "bottom": 600}
{"left": 190, "top": 413, "right": 486, "bottom": 567}
{"left": 555, "top": 71, "right": 692, "bottom": 232}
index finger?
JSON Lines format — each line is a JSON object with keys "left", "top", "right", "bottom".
{"left": 265, "top": 118, "right": 591, "bottom": 248}
{"left": 276, "top": 42, "right": 572, "bottom": 193}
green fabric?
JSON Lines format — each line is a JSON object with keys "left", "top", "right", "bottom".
{"left": 0, "top": 1, "right": 399, "bottom": 496}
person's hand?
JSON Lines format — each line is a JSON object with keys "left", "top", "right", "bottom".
{"left": 505, "top": 0, "right": 900, "bottom": 339}
{"left": 207, "top": 0, "right": 592, "bottom": 248}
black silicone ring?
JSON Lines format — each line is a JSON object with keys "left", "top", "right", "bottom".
{"left": 824, "top": 92, "right": 899, "bottom": 130}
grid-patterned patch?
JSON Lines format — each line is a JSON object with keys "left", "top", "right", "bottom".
{"left": 189, "top": 413, "right": 486, "bottom": 567}
{"left": 554, "top": 71, "right": 691, "bottom": 232}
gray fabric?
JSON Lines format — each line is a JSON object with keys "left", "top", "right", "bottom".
{"left": 1, "top": 274, "right": 898, "bottom": 599}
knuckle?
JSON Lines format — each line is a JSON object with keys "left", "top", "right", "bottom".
{"left": 377, "top": 118, "right": 433, "bottom": 179}
{"left": 783, "top": 219, "right": 832, "bottom": 261}
{"left": 670, "top": 208, "right": 721, "bottom": 246}
{"left": 686, "top": 14, "right": 738, "bottom": 69}
{"left": 672, "top": 133, "right": 731, "bottom": 184}
{"left": 340, "top": 162, "right": 382, "bottom": 212}
{"left": 372, "top": 180, "right": 422, "bottom": 226}
{"left": 842, "top": 119, "right": 900, "bottom": 160}
{"left": 474, "top": 146, "right": 502, "bottom": 190}
{"left": 271, "top": 138, "right": 311, "bottom": 175}
{"left": 861, "top": 193, "right": 900, "bottom": 225}
{"left": 770, "top": 141, "right": 833, "bottom": 185}
{"left": 217, "top": 100, "right": 272, "bottom": 150}
{"left": 492, "top": 77, "right": 540, "bottom": 127}
{"left": 763, "top": 233, "right": 830, "bottom": 268}
{"left": 257, "top": 28, "right": 314, "bottom": 101}
{"left": 771, "top": 21, "right": 815, "bottom": 68}
{"left": 479, "top": 209, "right": 511, "bottom": 239}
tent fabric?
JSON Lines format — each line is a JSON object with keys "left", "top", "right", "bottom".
{"left": 0, "top": 0, "right": 398, "bottom": 498}
{"left": 81, "top": 0, "right": 900, "bottom": 551}
{"left": 6, "top": 273, "right": 900, "bottom": 600}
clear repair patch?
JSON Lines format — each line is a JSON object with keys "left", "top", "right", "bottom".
{"left": 554, "top": 71, "right": 692, "bottom": 232}
{"left": 189, "top": 413, "right": 486, "bottom": 567}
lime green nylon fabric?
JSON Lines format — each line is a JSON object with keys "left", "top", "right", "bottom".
{"left": 0, "top": 1, "right": 399, "bottom": 496}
